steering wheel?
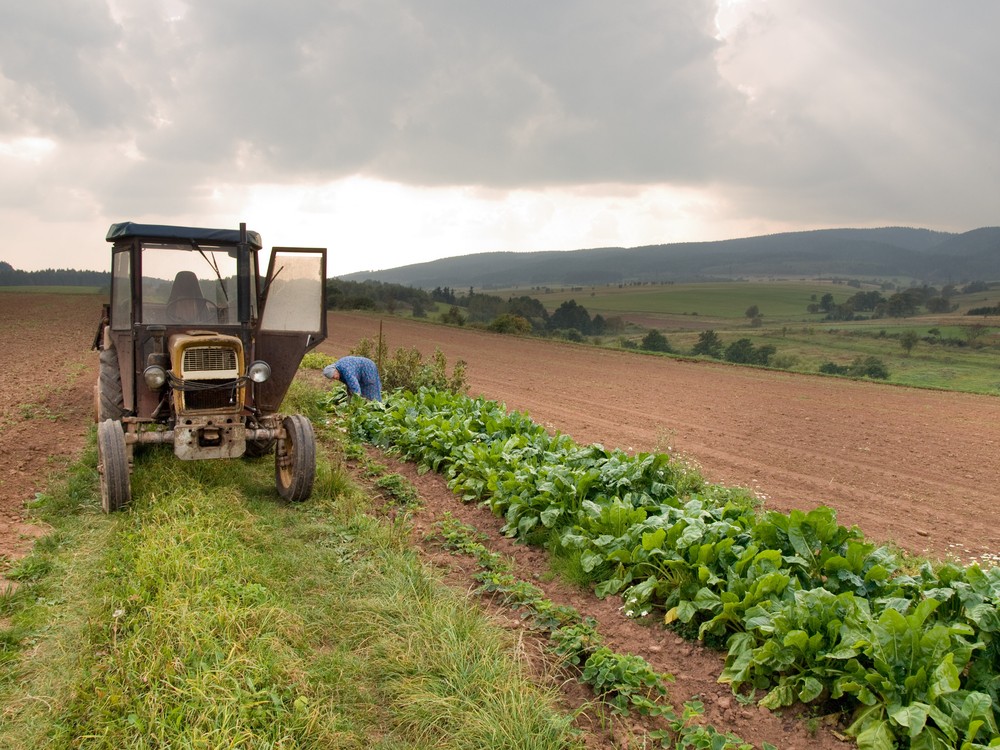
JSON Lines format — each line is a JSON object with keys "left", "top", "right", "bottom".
{"left": 166, "top": 296, "right": 220, "bottom": 323}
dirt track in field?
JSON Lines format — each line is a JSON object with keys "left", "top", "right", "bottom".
{"left": 321, "top": 310, "right": 1000, "bottom": 564}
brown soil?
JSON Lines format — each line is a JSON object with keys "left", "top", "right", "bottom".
{"left": 3, "top": 294, "right": 999, "bottom": 749}
{"left": 0, "top": 292, "right": 103, "bottom": 572}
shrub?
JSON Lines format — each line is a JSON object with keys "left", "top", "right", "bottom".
{"left": 754, "top": 344, "right": 776, "bottom": 365}
{"left": 819, "top": 357, "right": 889, "bottom": 379}
{"left": 557, "top": 328, "right": 585, "bottom": 342}
{"left": 691, "top": 330, "right": 723, "bottom": 358}
{"left": 723, "top": 338, "right": 755, "bottom": 364}
{"left": 770, "top": 353, "right": 799, "bottom": 370}
{"left": 440, "top": 306, "right": 465, "bottom": 326}
{"left": 488, "top": 314, "right": 532, "bottom": 335}
{"left": 848, "top": 355, "right": 889, "bottom": 379}
{"left": 350, "top": 338, "right": 468, "bottom": 394}
{"left": 639, "top": 330, "right": 672, "bottom": 353}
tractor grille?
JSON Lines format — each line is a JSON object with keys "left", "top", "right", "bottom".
{"left": 183, "top": 347, "right": 238, "bottom": 373}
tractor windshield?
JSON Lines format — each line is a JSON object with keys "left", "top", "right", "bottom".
{"left": 140, "top": 243, "right": 258, "bottom": 325}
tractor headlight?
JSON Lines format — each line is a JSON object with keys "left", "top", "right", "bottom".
{"left": 143, "top": 364, "right": 168, "bottom": 390}
{"left": 247, "top": 360, "right": 271, "bottom": 383}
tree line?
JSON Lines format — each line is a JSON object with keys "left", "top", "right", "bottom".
{"left": 807, "top": 281, "right": 993, "bottom": 321}
{"left": 0, "top": 262, "right": 110, "bottom": 288}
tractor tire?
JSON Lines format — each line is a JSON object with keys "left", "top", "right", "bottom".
{"left": 97, "top": 347, "right": 125, "bottom": 423}
{"left": 97, "top": 419, "right": 131, "bottom": 513}
{"left": 275, "top": 415, "right": 315, "bottom": 502}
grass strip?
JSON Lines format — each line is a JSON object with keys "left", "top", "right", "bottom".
{"left": 0, "top": 379, "right": 578, "bottom": 749}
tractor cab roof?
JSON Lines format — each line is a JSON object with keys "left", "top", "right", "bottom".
{"left": 106, "top": 222, "right": 263, "bottom": 250}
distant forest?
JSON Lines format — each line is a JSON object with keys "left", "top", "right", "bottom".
{"left": 340, "top": 226, "right": 1000, "bottom": 289}
{"left": 0, "top": 261, "right": 110, "bottom": 288}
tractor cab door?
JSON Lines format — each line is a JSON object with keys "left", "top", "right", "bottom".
{"left": 253, "top": 247, "right": 328, "bottom": 413}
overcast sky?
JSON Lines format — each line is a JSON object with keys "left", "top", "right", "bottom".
{"left": 1, "top": 1, "right": 997, "bottom": 277}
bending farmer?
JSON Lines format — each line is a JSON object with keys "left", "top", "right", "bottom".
{"left": 323, "top": 356, "right": 382, "bottom": 401}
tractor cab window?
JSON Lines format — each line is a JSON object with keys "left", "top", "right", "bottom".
{"left": 140, "top": 243, "right": 257, "bottom": 325}
{"left": 259, "top": 249, "right": 325, "bottom": 334}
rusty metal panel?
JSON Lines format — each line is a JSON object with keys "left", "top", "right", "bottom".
{"left": 252, "top": 332, "right": 312, "bottom": 413}
{"left": 173, "top": 417, "right": 246, "bottom": 460}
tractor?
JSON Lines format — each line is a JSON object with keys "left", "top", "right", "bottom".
{"left": 92, "top": 221, "right": 327, "bottom": 511}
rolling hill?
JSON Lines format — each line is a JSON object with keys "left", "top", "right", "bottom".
{"left": 340, "top": 226, "right": 1000, "bottom": 289}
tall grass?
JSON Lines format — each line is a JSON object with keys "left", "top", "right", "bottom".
{"left": 0, "top": 378, "right": 578, "bottom": 749}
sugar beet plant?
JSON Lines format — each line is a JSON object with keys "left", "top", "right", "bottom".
{"left": 435, "top": 514, "right": 771, "bottom": 750}
{"left": 345, "top": 387, "right": 1000, "bottom": 749}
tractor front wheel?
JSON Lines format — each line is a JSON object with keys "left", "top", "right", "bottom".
{"left": 275, "top": 415, "right": 315, "bottom": 502}
{"left": 97, "top": 419, "right": 131, "bottom": 513}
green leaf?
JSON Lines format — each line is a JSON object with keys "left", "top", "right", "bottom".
{"left": 910, "top": 727, "right": 955, "bottom": 750}
{"left": 539, "top": 506, "right": 563, "bottom": 528}
{"left": 594, "top": 577, "right": 624, "bottom": 599}
{"left": 693, "top": 587, "right": 721, "bottom": 611}
{"left": 760, "top": 684, "right": 795, "bottom": 709}
{"left": 889, "top": 702, "right": 930, "bottom": 738}
{"left": 675, "top": 599, "right": 697, "bottom": 623}
{"left": 798, "top": 676, "right": 824, "bottom": 703}
{"left": 929, "top": 653, "right": 960, "bottom": 701}
{"left": 641, "top": 527, "right": 666, "bottom": 551}
{"left": 854, "top": 718, "right": 895, "bottom": 750}
{"left": 960, "top": 691, "right": 999, "bottom": 738}
{"left": 580, "top": 549, "right": 605, "bottom": 573}
{"left": 782, "top": 629, "right": 809, "bottom": 652}
{"left": 786, "top": 510, "right": 815, "bottom": 561}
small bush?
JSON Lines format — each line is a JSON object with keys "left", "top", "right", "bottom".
{"left": 440, "top": 306, "right": 465, "bottom": 326}
{"left": 640, "top": 330, "right": 672, "bottom": 353}
{"left": 556, "top": 328, "right": 584, "bottom": 342}
{"left": 691, "top": 330, "right": 723, "bottom": 358}
{"left": 299, "top": 352, "right": 329, "bottom": 371}
{"left": 487, "top": 314, "right": 532, "bottom": 335}
{"left": 849, "top": 355, "right": 889, "bottom": 379}
{"left": 349, "top": 338, "right": 468, "bottom": 394}
{"left": 770, "top": 353, "right": 799, "bottom": 370}
{"left": 819, "top": 356, "right": 889, "bottom": 379}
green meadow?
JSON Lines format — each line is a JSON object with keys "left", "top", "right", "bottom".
{"left": 514, "top": 280, "right": 857, "bottom": 320}
{"left": 494, "top": 280, "right": 1000, "bottom": 395}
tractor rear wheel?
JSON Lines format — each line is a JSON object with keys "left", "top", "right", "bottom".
{"left": 97, "top": 347, "right": 125, "bottom": 422}
{"left": 275, "top": 415, "right": 315, "bottom": 502}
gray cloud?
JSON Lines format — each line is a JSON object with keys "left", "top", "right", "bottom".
{"left": 1, "top": 0, "right": 998, "bottom": 267}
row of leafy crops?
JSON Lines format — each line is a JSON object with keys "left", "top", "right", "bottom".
{"left": 434, "top": 512, "right": 774, "bottom": 749}
{"left": 349, "top": 388, "right": 1000, "bottom": 749}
